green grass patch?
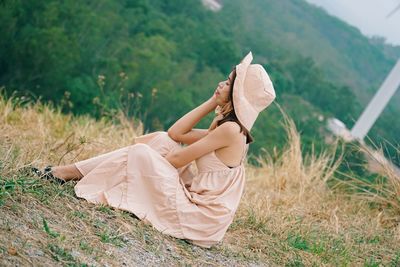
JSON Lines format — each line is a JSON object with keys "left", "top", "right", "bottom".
{"left": 0, "top": 175, "right": 42, "bottom": 197}
{"left": 48, "top": 243, "right": 75, "bottom": 263}
{"left": 97, "top": 230, "right": 125, "bottom": 247}
{"left": 364, "top": 257, "right": 383, "bottom": 267}
{"left": 96, "top": 205, "right": 114, "bottom": 215}
{"left": 287, "top": 233, "right": 309, "bottom": 251}
{"left": 390, "top": 252, "right": 400, "bottom": 266}
{"left": 48, "top": 243, "right": 90, "bottom": 266}
{"left": 79, "top": 240, "right": 93, "bottom": 254}
{"left": 42, "top": 217, "right": 60, "bottom": 238}
{"left": 70, "top": 210, "right": 87, "bottom": 219}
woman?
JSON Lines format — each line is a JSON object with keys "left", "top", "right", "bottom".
{"left": 38, "top": 51, "right": 276, "bottom": 248}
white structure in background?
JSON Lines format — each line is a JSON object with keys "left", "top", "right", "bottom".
{"left": 326, "top": 59, "right": 400, "bottom": 176}
{"left": 350, "top": 59, "right": 400, "bottom": 141}
{"left": 327, "top": 118, "right": 353, "bottom": 141}
{"left": 324, "top": 5, "right": 400, "bottom": 176}
{"left": 201, "top": 0, "right": 222, "bottom": 12}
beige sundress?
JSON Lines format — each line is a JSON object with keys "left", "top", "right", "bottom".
{"left": 74, "top": 131, "right": 249, "bottom": 248}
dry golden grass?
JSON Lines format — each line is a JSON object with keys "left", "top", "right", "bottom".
{"left": 226, "top": 113, "right": 400, "bottom": 266}
{"left": 0, "top": 94, "right": 142, "bottom": 173}
{"left": 334, "top": 143, "right": 400, "bottom": 230}
{"left": 1, "top": 94, "right": 400, "bottom": 266}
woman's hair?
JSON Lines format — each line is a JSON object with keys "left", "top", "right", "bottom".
{"left": 211, "top": 67, "right": 254, "bottom": 144}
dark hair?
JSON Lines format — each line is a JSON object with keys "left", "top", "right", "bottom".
{"left": 216, "top": 67, "right": 254, "bottom": 144}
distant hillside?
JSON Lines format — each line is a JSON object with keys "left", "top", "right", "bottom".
{"left": 219, "top": 0, "right": 400, "bottom": 105}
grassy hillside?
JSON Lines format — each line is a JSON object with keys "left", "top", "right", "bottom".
{"left": 1, "top": 95, "right": 400, "bottom": 266}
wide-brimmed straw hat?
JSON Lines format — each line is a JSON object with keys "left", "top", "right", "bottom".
{"left": 225, "top": 51, "right": 276, "bottom": 132}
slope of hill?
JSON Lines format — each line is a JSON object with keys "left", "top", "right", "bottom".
{"left": 1, "top": 95, "right": 399, "bottom": 266}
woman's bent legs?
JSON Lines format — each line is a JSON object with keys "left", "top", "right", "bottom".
{"left": 52, "top": 131, "right": 186, "bottom": 182}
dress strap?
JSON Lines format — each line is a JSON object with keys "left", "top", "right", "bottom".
{"left": 240, "top": 135, "right": 249, "bottom": 165}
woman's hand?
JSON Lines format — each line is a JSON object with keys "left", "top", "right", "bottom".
{"left": 168, "top": 96, "right": 219, "bottom": 138}
{"left": 207, "top": 94, "right": 223, "bottom": 131}
{"left": 208, "top": 94, "right": 218, "bottom": 110}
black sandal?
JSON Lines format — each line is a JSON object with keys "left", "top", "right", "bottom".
{"left": 42, "top": 166, "right": 66, "bottom": 185}
{"left": 30, "top": 167, "right": 42, "bottom": 176}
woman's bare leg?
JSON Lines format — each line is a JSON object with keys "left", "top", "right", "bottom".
{"left": 51, "top": 164, "right": 83, "bottom": 182}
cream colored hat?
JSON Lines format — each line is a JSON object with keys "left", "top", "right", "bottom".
{"left": 231, "top": 51, "right": 276, "bottom": 131}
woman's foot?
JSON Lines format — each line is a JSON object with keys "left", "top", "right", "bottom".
{"left": 42, "top": 166, "right": 66, "bottom": 185}
{"left": 45, "top": 164, "right": 84, "bottom": 182}
{"left": 28, "top": 164, "right": 83, "bottom": 183}
{"left": 26, "top": 166, "right": 66, "bottom": 184}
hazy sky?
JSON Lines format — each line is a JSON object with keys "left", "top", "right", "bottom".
{"left": 305, "top": 0, "right": 400, "bottom": 45}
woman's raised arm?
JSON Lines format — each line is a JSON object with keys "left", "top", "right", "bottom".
{"left": 167, "top": 96, "right": 218, "bottom": 144}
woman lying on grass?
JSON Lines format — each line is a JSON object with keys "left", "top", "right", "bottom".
{"left": 33, "top": 52, "right": 276, "bottom": 247}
